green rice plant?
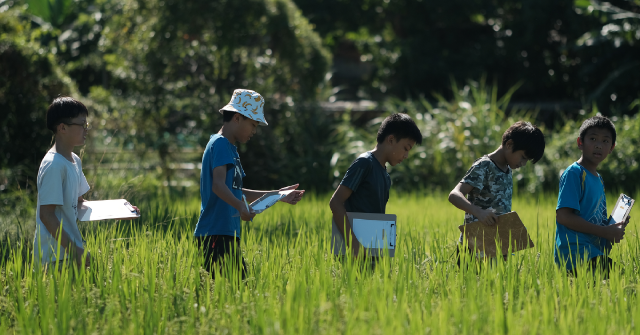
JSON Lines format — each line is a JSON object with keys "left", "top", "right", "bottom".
{"left": 0, "top": 190, "right": 639, "bottom": 334}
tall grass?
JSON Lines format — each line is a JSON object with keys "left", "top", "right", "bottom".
{"left": 1, "top": 191, "right": 638, "bottom": 334}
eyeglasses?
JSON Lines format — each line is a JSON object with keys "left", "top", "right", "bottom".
{"left": 64, "top": 122, "right": 92, "bottom": 130}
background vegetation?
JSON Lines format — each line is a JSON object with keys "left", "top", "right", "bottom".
{"left": 2, "top": 0, "right": 640, "bottom": 193}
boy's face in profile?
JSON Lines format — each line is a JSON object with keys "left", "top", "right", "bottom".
{"left": 387, "top": 136, "right": 416, "bottom": 166}
{"left": 236, "top": 117, "right": 259, "bottom": 144}
{"left": 60, "top": 114, "right": 89, "bottom": 146}
{"left": 578, "top": 127, "right": 615, "bottom": 165}
{"left": 504, "top": 140, "right": 531, "bottom": 170}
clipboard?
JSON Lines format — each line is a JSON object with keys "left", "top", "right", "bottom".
{"left": 78, "top": 199, "right": 140, "bottom": 221}
{"left": 458, "top": 212, "right": 534, "bottom": 257}
{"left": 247, "top": 190, "right": 293, "bottom": 214}
{"left": 608, "top": 193, "right": 634, "bottom": 225}
{"left": 331, "top": 212, "right": 397, "bottom": 257}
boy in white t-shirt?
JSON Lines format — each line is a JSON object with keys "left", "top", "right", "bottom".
{"left": 34, "top": 97, "right": 138, "bottom": 268}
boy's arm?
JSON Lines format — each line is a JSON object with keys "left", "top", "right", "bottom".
{"left": 329, "top": 185, "right": 363, "bottom": 257}
{"left": 448, "top": 182, "right": 498, "bottom": 225}
{"left": 39, "top": 205, "right": 90, "bottom": 268}
{"left": 212, "top": 165, "right": 255, "bottom": 221}
{"left": 556, "top": 208, "right": 627, "bottom": 243}
{"left": 242, "top": 184, "right": 305, "bottom": 204}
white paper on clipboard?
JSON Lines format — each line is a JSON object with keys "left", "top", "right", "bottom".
{"left": 608, "top": 193, "right": 634, "bottom": 225}
{"left": 351, "top": 219, "right": 396, "bottom": 249}
{"left": 78, "top": 199, "right": 140, "bottom": 221}
{"left": 233, "top": 190, "right": 293, "bottom": 216}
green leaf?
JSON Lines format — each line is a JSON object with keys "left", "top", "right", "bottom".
{"left": 26, "top": 0, "right": 51, "bottom": 22}
{"left": 574, "top": 0, "right": 592, "bottom": 9}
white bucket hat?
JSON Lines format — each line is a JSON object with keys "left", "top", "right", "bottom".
{"left": 219, "top": 89, "right": 268, "bottom": 126}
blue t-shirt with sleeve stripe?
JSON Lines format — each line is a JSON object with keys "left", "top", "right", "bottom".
{"left": 194, "top": 134, "right": 245, "bottom": 238}
{"left": 554, "top": 162, "right": 611, "bottom": 270}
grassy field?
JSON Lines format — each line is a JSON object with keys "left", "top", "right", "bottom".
{"left": 0, "top": 190, "right": 639, "bottom": 334}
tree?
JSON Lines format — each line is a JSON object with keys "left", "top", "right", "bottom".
{"left": 89, "top": 0, "right": 332, "bottom": 187}
{"left": 0, "top": 6, "right": 77, "bottom": 187}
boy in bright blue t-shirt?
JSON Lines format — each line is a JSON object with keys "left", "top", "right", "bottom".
{"left": 194, "top": 89, "right": 305, "bottom": 280}
{"left": 555, "top": 116, "right": 629, "bottom": 275}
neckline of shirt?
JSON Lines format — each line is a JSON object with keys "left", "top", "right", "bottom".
{"left": 485, "top": 155, "right": 510, "bottom": 174}
{"left": 366, "top": 151, "right": 387, "bottom": 171}
{"left": 575, "top": 161, "right": 601, "bottom": 178}
{"left": 49, "top": 151, "right": 78, "bottom": 166}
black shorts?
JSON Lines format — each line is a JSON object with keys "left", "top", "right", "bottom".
{"left": 196, "top": 235, "right": 247, "bottom": 280}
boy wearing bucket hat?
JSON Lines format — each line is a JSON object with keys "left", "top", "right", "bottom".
{"left": 194, "top": 89, "right": 305, "bottom": 280}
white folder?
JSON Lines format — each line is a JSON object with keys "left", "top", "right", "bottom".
{"left": 78, "top": 199, "right": 140, "bottom": 221}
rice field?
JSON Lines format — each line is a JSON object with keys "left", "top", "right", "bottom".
{"left": 1, "top": 191, "right": 639, "bottom": 334}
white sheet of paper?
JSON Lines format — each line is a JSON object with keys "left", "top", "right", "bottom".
{"left": 352, "top": 219, "right": 395, "bottom": 249}
{"left": 78, "top": 199, "right": 139, "bottom": 222}
{"left": 249, "top": 190, "right": 294, "bottom": 214}
{"left": 251, "top": 194, "right": 285, "bottom": 212}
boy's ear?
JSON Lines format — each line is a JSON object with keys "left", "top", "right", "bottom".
{"left": 576, "top": 137, "right": 583, "bottom": 149}
{"left": 386, "top": 134, "right": 395, "bottom": 144}
{"left": 504, "top": 139, "right": 513, "bottom": 150}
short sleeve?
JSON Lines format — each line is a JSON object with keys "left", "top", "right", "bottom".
{"left": 557, "top": 167, "right": 582, "bottom": 212}
{"left": 75, "top": 154, "right": 91, "bottom": 196}
{"left": 38, "top": 162, "right": 65, "bottom": 206}
{"left": 460, "top": 160, "right": 489, "bottom": 190}
{"left": 210, "top": 140, "right": 235, "bottom": 169}
{"left": 340, "top": 157, "right": 372, "bottom": 192}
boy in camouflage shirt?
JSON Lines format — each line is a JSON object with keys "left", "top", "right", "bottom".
{"left": 448, "top": 121, "right": 545, "bottom": 258}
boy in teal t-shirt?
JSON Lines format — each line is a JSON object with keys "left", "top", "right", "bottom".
{"left": 194, "top": 89, "right": 305, "bottom": 280}
{"left": 555, "top": 116, "right": 629, "bottom": 274}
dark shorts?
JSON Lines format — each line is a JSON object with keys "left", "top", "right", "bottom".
{"left": 196, "top": 235, "right": 247, "bottom": 280}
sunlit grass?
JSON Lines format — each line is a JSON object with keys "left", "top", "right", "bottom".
{"left": 0, "top": 191, "right": 639, "bottom": 334}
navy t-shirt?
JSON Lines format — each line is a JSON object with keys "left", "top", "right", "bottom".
{"left": 194, "top": 134, "right": 245, "bottom": 238}
{"left": 340, "top": 151, "right": 391, "bottom": 214}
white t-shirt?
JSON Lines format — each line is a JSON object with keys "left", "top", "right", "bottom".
{"left": 34, "top": 151, "right": 90, "bottom": 263}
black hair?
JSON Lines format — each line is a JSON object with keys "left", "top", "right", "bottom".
{"left": 221, "top": 109, "right": 248, "bottom": 123}
{"left": 376, "top": 113, "right": 423, "bottom": 145}
{"left": 579, "top": 115, "right": 616, "bottom": 144}
{"left": 501, "top": 121, "right": 545, "bottom": 163}
{"left": 46, "top": 97, "right": 89, "bottom": 133}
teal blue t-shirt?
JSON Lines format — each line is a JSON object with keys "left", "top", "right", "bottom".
{"left": 554, "top": 162, "right": 611, "bottom": 270}
{"left": 194, "top": 134, "right": 245, "bottom": 238}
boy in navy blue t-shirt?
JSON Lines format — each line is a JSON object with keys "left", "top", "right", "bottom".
{"left": 329, "top": 113, "right": 422, "bottom": 257}
{"left": 555, "top": 116, "right": 629, "bottom": 275}
{"left": 194, "top": 89, "right": 305, "bottom": 279}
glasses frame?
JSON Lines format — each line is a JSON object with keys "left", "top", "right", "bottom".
{"left": 63, "top": 121, "right": 92, "bottom": 130}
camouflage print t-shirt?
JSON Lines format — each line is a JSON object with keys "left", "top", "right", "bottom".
{"left": 460, "top": 155, "right": 513, "bottom": 225}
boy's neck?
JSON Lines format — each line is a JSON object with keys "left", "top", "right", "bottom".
{"left": 50, "top": 136, "right": 76, "bottom": 163}
{"left": 370, "top": 145, "right": 387, "bottom": 168}
{"left": 488, "top": 146, "right": 509, "bottom": 172}
{"left": 218, "top": 125, "right": 238, "bottom": 145}
{"left": 577, "top": 156, "right": 599, "bottom": 176}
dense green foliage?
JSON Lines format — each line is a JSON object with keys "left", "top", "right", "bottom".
{"left": 1, "top": 189, "right": 640, "bottom": 334}
{"left": 331, "top": 78, "right": 640, "bottom": 194}
{"left": 2, "top": 0, "right": 640, "bottom": 193}
{"left": 295, "top": 0, "right": 640, "bottom": 115}
{"left": 0, "top": 6, "right": 77, "bottom": 182}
